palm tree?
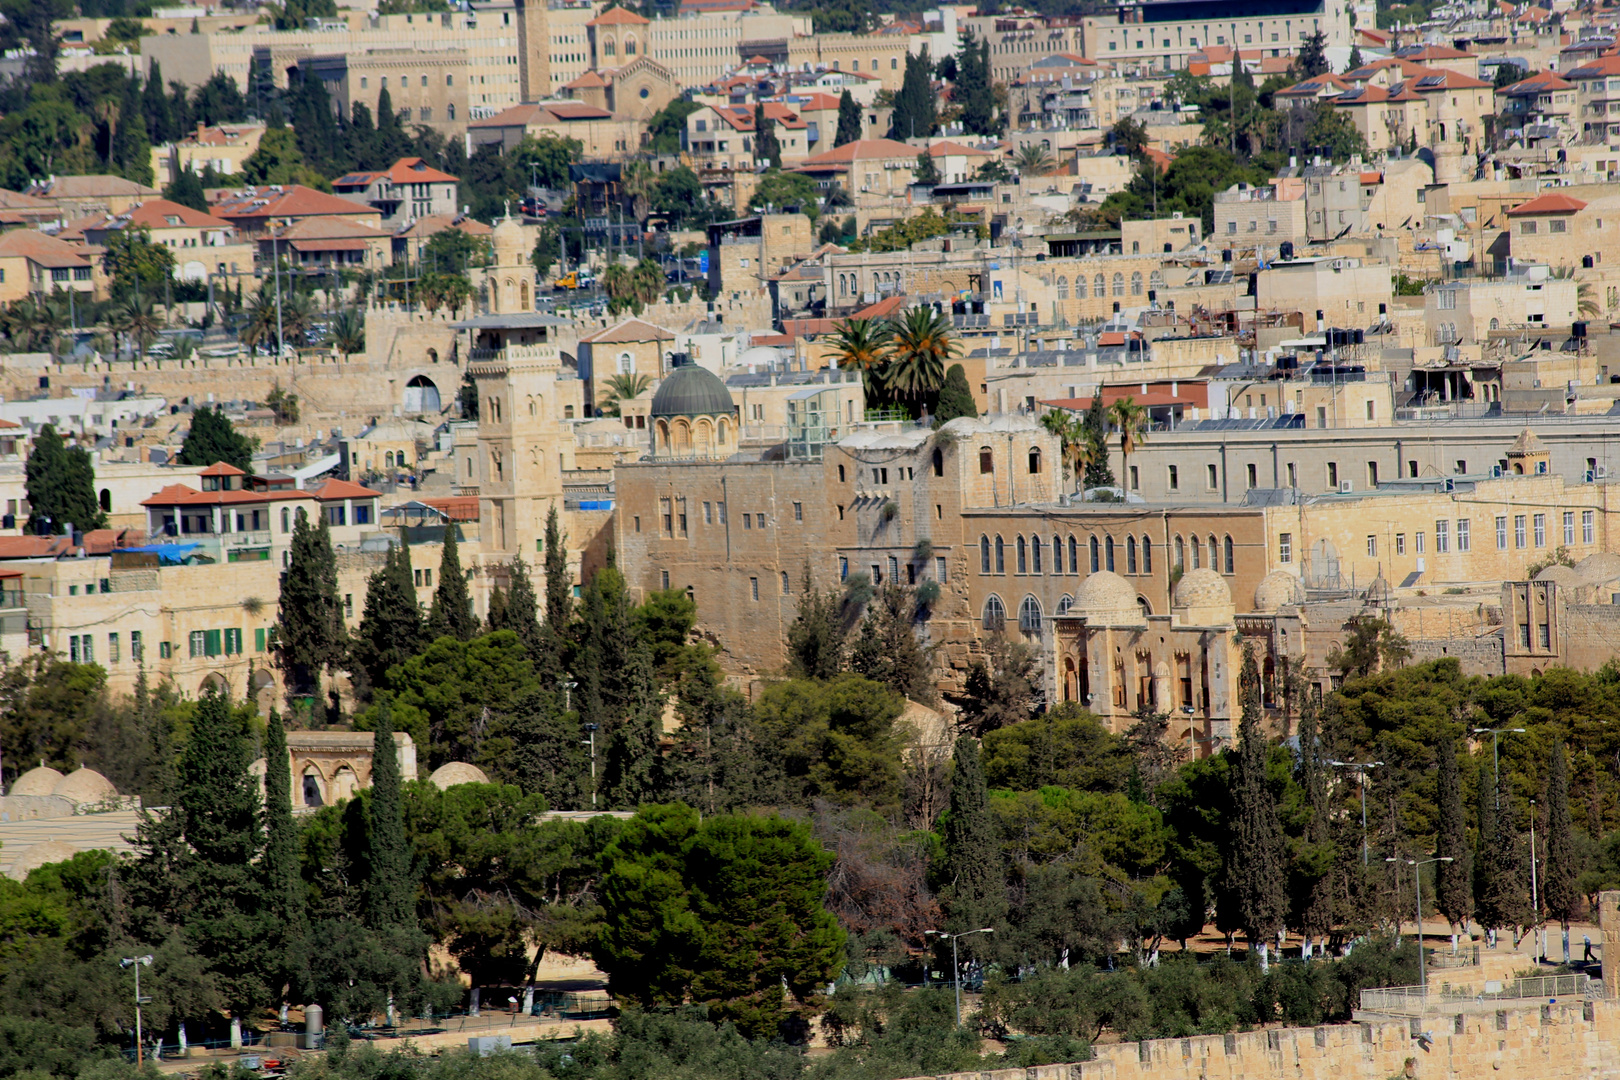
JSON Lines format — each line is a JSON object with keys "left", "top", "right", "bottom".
{"left": 827, "top": 316, "right": 893, "bottom": 407}
{"left": 883, "top": 305, "right": 959, "bottom": 408}
{"left": 598, "top": 372, "right": 653, "bottom": 417}
{"left": 281, "top": 290, "right": 315, "bottom": 346}
{"left": 1106, "top": 396, "right": 1149, "bottom": 492}
{"left": 113, "top": 297, "right": 162, "bottom": 360}
{"left": 330, "top": 307, "right": 365, "bottom": 359}
{"left": 1016, "top": 144, "right": 1057, "bottom": 177}
{"left": 1040, "top": 409, "right": 1096, "bottom": 491}
{"left": 601, "top": 263, "right": 633, "bottom": 306}
{"left": 241, "top": 290, "right": 278, "bottom": 355}
{"left": 441, "top": 275, "right": 474, "bottom": 318}
{"left": 630, "top": 258, "right": 664, "bottom": 307}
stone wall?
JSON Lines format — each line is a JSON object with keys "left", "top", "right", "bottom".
{"left": 1407, "top": 633, "right": 1504, "bottom": 675}
{"left": 904, "top": 997, "right": 1620, "bottom": 1080}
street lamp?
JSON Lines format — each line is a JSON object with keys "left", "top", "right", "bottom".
{"left": 580, "top": 716, "right": 597, "bottom": 808}
{"left": 925, "top": 928, "right": 995, "bottom": 1027}
{"left": 1328, "top": 760, "right": 1384, "bottom": 865}
{"left": 1472, "top": 727, "right": 1526, "bottom": 808}
{"left": 119, "top": 955, "right": 153, "bottom": 1065}
{"left": 1387, "top": 857, "right": 1451, "bottom": 993}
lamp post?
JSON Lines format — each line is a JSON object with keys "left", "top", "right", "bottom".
{"left": 1388, "top": 857, "right": 1451, "bottom": 994}
{"left": 1328, "top": 760, "right": 1384, "bottom": 865}
{"left": 580, "top": 710, "right": 597, "bottom": 809}
{"left": 1530, "top": 796, "right": 1541, "bottom": 963}
{"left": 1471, "top": 727, "right": 1526, "bottom": 808}
{"left": 119, "top": 955, "right": 153, "bottom": 1065}
{"left": 926, "top": 928, "right": 995, "bottom": 1027}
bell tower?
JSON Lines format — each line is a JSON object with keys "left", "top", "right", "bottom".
{"left": 513, "top": 0, "right": 551, "bottom": 102}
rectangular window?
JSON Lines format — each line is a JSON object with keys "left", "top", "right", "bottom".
{"left": 108, "top": 632, "right": 120, "bottom": 662}
{"left": 979, "top": 449, "right": 994, "bottom": 474}
{"left": 1168, "top": 465, "right": 1179, "bottom": 490}
{"left": 839, "top": 557, "right": 849, "bottom": 581}
{"left": 1328, "top": 462, "right": 1339, "bottom": 487}
{"left": 1396, "top": 533, "right": 1406, "bottom": 555}
{"left": 660, "top": 498, "right": 672, "bottom": 535}
{"left": 1497, "top": 515, "right": 1508, "bottom": 550}
{"left": 1564, "top": 511, "right": 1575, "bottom": 546}
{"left": 205, "top": 628, "right": 222, "bottom": 657}
{"left": 756, "top": 513, "right": 766, "bottom": 529}
{"left": 1279, "top": 532, "right": 1292, "bottom": 563}
{"left": 69, "top": 635, "right": 79, "bottom": 663}
{"left": 677, "top": 498, "right": 688, "bottom": 537}
{"left": 131, "top": 630, "right": 143, "bottom": 662}
{"left": 750, "top": 576, "right": 759, "bottom": 601}
{"left": 717, "top": 502, "right": 726, "bottom": 524}
{"left": 936, "top": 556, "right": 947, "bottom": 582}
{"left": 1206, "top": 463, "right": 1218, "bottom": 489}
{"left": 888, "top": 556, "right": 899, "bottom": 581}
{"left": 1246, "top": 463, "right": 1257, "bottom": 489}
{"left": 661, "top": 569, "right": 670, "bottom": 590}
{"left": 1367, "top": 535, "right": 1377, "bottom": 557}
{"left": 255, "top": 627, "right": 266, "bottom": 652}
{"left": 1367, "top": 461, "right": 1379, "bottom": 487}
{"left": 100, "top": 578, "right": 110, "bottom": 593}
{"left": 327, "top": 505, "right": 346, "bottom": 526}
{"left": 703, "top": 501, "right": 712, "bottom": 525}
{"left": 1436, "top": 521, "right": 1449, "bottom": 553}
{"left": 793, "top": 501, "right": 803, "bottom": 522}
{"left": 1515, "top": 514, "right": 1527, "bottom": 549}
{"left": 1416, "top": 531, "right": 1426, "bottom": 555}
{"left": 1457, "top": 519, "right": 1470, "bottom": 551}
{"left": 160, "top": 640, "right": 172, "bottom": 659}
{"left": 1583, "top": 509, "right": 1595, "bottom": 544}
{"left": 224, "top": 628, "right": 243, "bottom": 655}
{"left": 1534, "top": 513, "right": 1546, "bottom": 547}
{"left": 354, "top": 505, "right": 371, "bottom": 525}
{"left": 189, "top": 630, "right": 206, "bottom": 658}
{"left": 743, "top": 514, "right": 752, "bottom": 530}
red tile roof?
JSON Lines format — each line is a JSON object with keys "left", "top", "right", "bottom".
{"left": 588, "top": 6, "right": 649, "bottom": 25}
{"left": 1506, "top": 193, "right": 1588, "bottom": 215}
{"left": 564, "top": 70, "right": 610, "bottom": 90}
{"left": 309, "top": 478, "right": 383, "bottom": 500}
{"left": 142, "top": 483, "right": 317, "bottom": 508}
{"left": 0, "top": 230, "right": 93, "bottom": 269}
{"left": 122, "top": 198, "right": 232, "bottom": 231}
{"left": 801, "top": 137, "right": 920, "bottom": 165}
{"left": 212, "top": 185, "right": 380, "bottom": 222}
{"left": 1501, "top": 71, "right": 1573, "bottom": 94}
{"left": 333, "top": 157, "right": 460, "bottom": 188}
{"left": 928, "top": 139, "right": 992, "bottom": 157}
{"left": 0, "top": 536, "right": 73, "bottom": 559}
{"left": 199, "top": 463, "right": 247, "bottom": 477}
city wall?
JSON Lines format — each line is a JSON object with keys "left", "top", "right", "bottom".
{"left": 908, "top": 996, "right": 1620, "bottom": 1080}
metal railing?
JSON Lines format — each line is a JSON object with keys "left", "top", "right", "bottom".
{"left": 1359, "top": 972, "right": 1601, "bottom": 1015}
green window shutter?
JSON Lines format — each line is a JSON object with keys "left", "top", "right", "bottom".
{"left": 255, "top": 628, "right": 266, "bottom": 652}
{"left": 205, "top": 629, "right": 222, "bottom": 657}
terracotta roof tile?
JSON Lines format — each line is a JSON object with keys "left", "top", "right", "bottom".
{"left": 1506, "top": 192, "right": 1588, "bottom": 215}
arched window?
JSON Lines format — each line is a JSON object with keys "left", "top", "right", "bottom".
{"left": 995, "top": 535, "right": 1005, "bottom": 573}
{"left": 1191, "top": 536, "right": 1200, "bottom": 569}
{"left": 604, "top": 38, "right": 616, "bottom": 56}
{"left": 1056, "top": 275, "right": 1069, "bottom": 299}
{"left": 1112, "top": 273, "right": 1125, "bottom": 296}
{"left": 1208, "top": 535, "right": 1218, "bottom": 570}
{"left": 1076, "top": 275, "right": 1087, "bottom": 298}
{"left": 1150, "top": 270, "right": 1164, "bottom": 291}
{"left": 1130, "top": 271, "right": 1143, "bottom": 295}
{"left": 980, "top": 535, "right": 991, "bottom": 574}
{"left": 1174, "top": 535, "right": 1184, "bottom": 570}
{"left": 1126, "top": 536, "right": 1138, "bottom": 574}
{"left": 1089, "top": 535, "right": 1100, "bottom": 573}
{"left": 1057, "top": 594, "right": 1074, "bottom": 614}
{"left": 1141, "top": 536, "right": 1152, "bottom": 575}
{"left": 1016, "top": 535, "right": 1028, "bottom": 574}
{"left": 1028, "top": 447, "right": 1042, "bottom": 474}
{"left": 1224, "top": 535, "right": 1235, "bottom": 574}
{"left": 1052, "top": 534, "right": 1064, "bottom": 574}
{"left": 385, "top": 451, "right": 395, "bottom": 468}
{"left": 625, "top": 34, "right": 637, "bottom": 55}
{"left": 281, "top": 507, "right": 291, "bottom": 533}
{"left": 932, "top": 448, "right": 943, "bottom": 476}
{"left": 1094, "top": 273, "right": 1106, "bottom": 297}
{"left": 1105, "top": 535, "right": 1116, "bottom": 572}
{"left": 1018, "top": 595, "right": 1043, "bottom": 636}
{"left": 983, "top": 594, "right": 1006, "bottom": 631}
{"left": 1031, "top": 534, "right": 1042, "bottom": 574}
{"left": 447, "top": 103, "right": 455, "bottom": 120}
{"left": 1068, "top": 535, "right": 1078, "bottom": 574}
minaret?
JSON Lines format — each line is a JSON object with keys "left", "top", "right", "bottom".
{"left": 513, "top": 0, "right": 551, "bottom": 102}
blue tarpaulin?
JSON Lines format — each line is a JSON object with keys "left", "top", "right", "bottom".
{"left": 120, "top": 543, "right": 202, "bottom": 565}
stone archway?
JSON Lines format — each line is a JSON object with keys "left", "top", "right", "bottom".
{"left": 404, "top": 374, "right": 441, "bottom": 413}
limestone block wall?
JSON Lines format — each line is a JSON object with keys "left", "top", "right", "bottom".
{"left": 905, "top": 998, "right": 1620, "bottom": 1080}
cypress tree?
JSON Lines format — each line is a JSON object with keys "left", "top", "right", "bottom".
{"left": 501, "top": 555, "right": 544, "bottom": 659}
{"left": 914, "top": 150, "right": 942, "bottom": 186}
{"left": 1434, "top": 738, "right": 1473, "bottom": 945}
{"left": 263, "top": 708, "right": 309, "bottom": 1000}
{"left": 351, "top": 541, "right": 424, "bottom": 698}
{"left": 540, "top": 505, "right": 574, "bottom": 679}
{"left": 164, "top": 155, "right": 209, "bottom": 212}
{"left": 955, "top": 30, "right": 995, "bottom": 136}
{"left": 144, "top": 61, "right": 174, "bottom": 144}
{"left": 785, "top": 566, "right": 845, "bottom": 680}
{"left": 753, "top": 103, "right": 781, "bottom": 168}
{"left": 834, "top": 90, "right": 862, "bottom": 147}
{"left": 933, "top": 364, "right": 977, "bottom": 426}
{"left": 1293, "top": 690, "right": 1335, "bottom": 952}
{"left": 364, "top": 700, "right": 415, "bottom": 931}
{"left": 1544, "top": 741, "right": 1578, "bottom": 961}
{"left": 426, "top": 524, "right": 477, "bottom": 641}
{"left": 486, "top": 581, "right": 508, "bottom": 634}
{"left": 274, "top": 511, "right": 347, "bottom": 713}
{"left": 888, "top": 49, "right": 936, "bottom": 141}
{"left": 942, "top": 734, "right": 1005, "bottom": 944}
{"left": 1474, "top": 760, "right": 1525, "bottom": 941}
{"left": 1230, "top": 645, "right": 1287, "bottom": 969}
{"left": 113, "top": 74, "right": 154, "bottom": 185}
{"left": 24, "top": 424, "right": 106, "bottom": 534}
{"left": 581, "top": 561, "right": 663, "bottom": 807}
{"left": 848, "top": 582, "right": 935, "bottom": 703}
{"left": 177, "top": 405, "right": 255, "bottom": 472}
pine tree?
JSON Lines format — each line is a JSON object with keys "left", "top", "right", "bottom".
{"left": 1230, "top": 645, "right": 1287, "bottom": 969}
{"left": 263, "top": 708, "right": 309, "bottom": 1000}
{"left": 834, "top": 90, "right": 862, "bottom": 147}
{"left": 1474, "top": 760, "right": 1525, "bottom": 938}
{"left": 1295, "top": 30, "right": 1330, "bottom": 79}
{"left": 177, "top": 405, "right": 255, "bottom": 472}
{"left": 955, "top": 30, "right": 995, "bottom": 136}
{"left": 848, "top": 583, "right": 935, "bottom": 703}
{"left": 1292, "top": 690, "right": 1335, "bottom": 951}
{"left": 505, "top": 681, "right": 584, "bottom": 808}
{"left": 365, "top": 700, "right": 416, "bottom": 931}
{"left": 144, "top": 61, "right": 174, "bottom": 144}
{"left": 274, "top": 511, "right": 347, "bottom": 712}
{"left": 427, "top": 524, "right": 477, "bottom": 641}
{"left": 1544, "top": 741, "right": 1578, "bottom": 961}
{"left": 351, "top": 541, "right": 423, "bottom": 699}
{"left": 1434, "top": 738, "right": 1473, "bottom": 942}
{"left": 500, "top": 555, "right": 544, "bottom": 659}
{"left": 24, "top": 424, "right": 106, "bottom": 534}
{"left": 888, "top": 49, "right": 936, "bottom": 141}
{"left": 754, "top": 103, "right": 781, "bottom": 168}
{"left": 933, "top": 364, "right": 977, "bottom": 426}
{"left": 942, "top": 735, "right": 1005, "bottom": 945}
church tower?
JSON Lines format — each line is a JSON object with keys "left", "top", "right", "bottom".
{"left": 487, "top": 213, "right": 538, "bottom": 316}
{"left": 513, "top": 0, "right": 551, "bottom": 103}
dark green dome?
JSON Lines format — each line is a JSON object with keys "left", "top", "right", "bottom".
{"left": 650, "top": 360, "right": 734, "bottom": 419}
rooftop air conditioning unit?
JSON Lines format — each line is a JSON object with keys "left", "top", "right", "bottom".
{"left": 1338, "top": 480, "right": 1354, "bottom": 494}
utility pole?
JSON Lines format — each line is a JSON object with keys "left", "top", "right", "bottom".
{"left": 119, "top": 955, "right": 153, "bottom": 1065}
{"left": 1388, "top": 858, "right": 1451, "bottom": 993}
{"left": 926, "top": 928, "right": 995, "bottom": 1026}
{"left": 1472, "top": 727, "right": 1526, "bottom": 808}
{"left": 1329, "top": 760, "right": 1383, "bottom": 865}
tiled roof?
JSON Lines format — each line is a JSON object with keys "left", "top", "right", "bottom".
{"left": 121, "top": 198, "right": 233, "bottom": 231}
{"left": 928, "top": 139, "right": 993, "bottom": 157}
{"left": 270, "top": 215, "right": 389, "bottom": 240}
{"left": 212, "top": 185, "right": 380, "bottom": 221}
{"left": 332, "top": 157, "right": 459, "bottom": 188}
{"left": 564, "top": 70, "right": 610, "bottom": 89}
{"left": 142, "top": 483, "right": 317, "bottom": 508}
{"left": 801, "top": 137, "right": 921, "bottom": 165}
{"left": 1393, "top": 44, "right": 1475, "bottom": 60}
{"left": 1502, "top": 71, "right": 1573, "bottom": 94}
{"left": 394, "top": 213, "right": 492, "bottom": 239}
{"left": 0, "top": 230, "right": 92, "bottom": 269}
{"left": 0, "top": 536, "right": 74, "bottom": 559}
{"left": 1275, "top": 73, "right": 1353, "bottom": 97}
{"left": 27, "top": 175, "right": 158, "bottom": 200}
{"left": 308, "top": 478, "right": 382, "bottom": 499}
{"left": 1506, "top": 193, "right": 1588, "bottom": 215}
{"left": 1567, "top": 56, "right": 1620, "bottom": 78}
{"left": 588, "top": 6, "right": 649, "bottom": 25}
{"left": 581, "top": 317, "right": 676, "bottom": 344}
{"left": 199, "top": 463, "right": 247, "bottom": 477}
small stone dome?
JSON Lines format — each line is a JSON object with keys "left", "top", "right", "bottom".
{"left": 491, "top": 213, "right": 526, "bottom": 263}
{"left": 1253, "top": 570, "right": 1307, "bottom": 613}
{"left": 650, "top": 357, "right": 735, "bottom": 419}
{"left": 1575, "top": 552, "right": 1620, "bottom": 584}
{"left": 429, "top": 762, "right": 490, "bottom": 789}
{"left": 1072, "top": 570, "right": 1143, "bottom": 623}
{"left": 10, "top": 766, "right": 64, "bottom": 797}
{"left": 1364, "top": 574, "right": 1391, "bottom": 604}
{"left": 1535, "top": 564, "right": 1582, "bottom": 589}
{"left": 6, "top": 840, "right": 81, "bottom": 882}
{"left": 1174, "top": 567, "right": 1232, "bottom": 609}
{"left": 52, "top": 768, "right": 117, "bottom": 804}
